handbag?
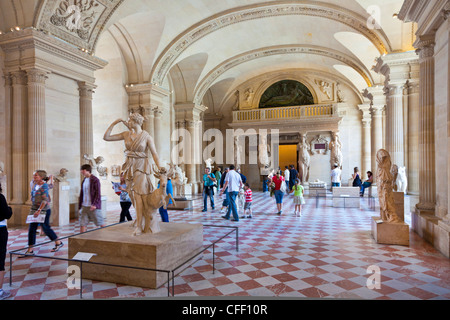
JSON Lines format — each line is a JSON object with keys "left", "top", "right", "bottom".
{"left": 280, "top": 179, "right": 287, "bottom": 193}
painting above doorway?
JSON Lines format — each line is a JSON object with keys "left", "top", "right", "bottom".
{"left": 259, "top": 80, "right": 315, "bottom": 108}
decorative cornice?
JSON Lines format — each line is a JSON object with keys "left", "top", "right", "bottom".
{"left": 0, "top": 28, "right": 108, "bottom": 74}
{"left": 151, "top": 1, "right": 392, "bottom": 85}
{"left": 193, "top": 44, "right": 374, "bottom": 105}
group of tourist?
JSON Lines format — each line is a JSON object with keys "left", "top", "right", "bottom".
{"left": 331, "top": 164, "right": 374, "bottom": 196}
{"left": 267, "top": 165, "right": 305, "bottom": 217}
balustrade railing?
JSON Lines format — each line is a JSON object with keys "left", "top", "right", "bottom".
{"left": 232, "top": 104, "right": 337, "bottom": 122}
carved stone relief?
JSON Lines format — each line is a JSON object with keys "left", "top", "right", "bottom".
{"left": 36, "top": 0, "right": 123, "bottom": 51}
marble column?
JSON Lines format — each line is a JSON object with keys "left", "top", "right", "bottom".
{"left": 26, "top": 69, "right": 49, "bottom": 204}
{"left": 358, "top": 102, "right": 372, "bottom": 177}
{"left": 405, "top": 80, "right": 420, "bottom": 195}
{"left": 79, "top": 82, "right": 96, "bottom": 165}
{"left": 145, "top": 107, "right": 155, "bottom": 138}
{"left": 415, "top": 36, "right": 436, "bottom": 212}
{"left": 10, "top": 71, "right": 27, "bottom": 205}
{"left": 185, "top": 120, "right": 197, "bottom": 193}
{"left": 3, "top": 73, "right": 12, "bottom": 201}
{"left": 153, "top": 107, "right": 163, "bottom": 157}
{"left": 385, "top": 84, "right": 405, "bottom": 167}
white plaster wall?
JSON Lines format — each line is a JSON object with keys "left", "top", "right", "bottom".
{"left": 434, "top": 20, "right": 449, "bottom": 219}
{"left": 93, "top": 31, "right": 129, "bottom": 201}
{"left": 45, "top": 74, "right": 81, "bottom": 204}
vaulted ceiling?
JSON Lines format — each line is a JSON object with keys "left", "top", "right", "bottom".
{"left": 0, "top": 0, "right": 415, "bottom": 109}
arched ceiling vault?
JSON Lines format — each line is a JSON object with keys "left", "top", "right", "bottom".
{"left": 1, "top": 0, "right": 413, "bottom": 111}
{"left": 193, "top": 44, "right": 375, "bottom": 105}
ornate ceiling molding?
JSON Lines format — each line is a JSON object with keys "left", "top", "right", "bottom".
{"left": 193, "top": 44, "right": 373, "bottom": 105}
{"left": 34, "top": 0, "right": 124, "bottom": 52}
{"left": 151, "top": 0, "right": 392, "bottom": 85}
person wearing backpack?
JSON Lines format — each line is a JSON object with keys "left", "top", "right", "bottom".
{"left": 0, "top": 183, "right": 12, "bottom": 300}
{"left": 202, "top": 167, "right": 217, "bottom": 212}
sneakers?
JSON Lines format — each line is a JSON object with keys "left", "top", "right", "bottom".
{"left": 0, "top": 289, "right": 11, "bottom": 300}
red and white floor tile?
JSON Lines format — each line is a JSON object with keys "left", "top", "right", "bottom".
{"left": 3, "top": 191, "right": 450, "bottom": 300}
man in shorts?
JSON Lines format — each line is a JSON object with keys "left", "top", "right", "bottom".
{"left": 79, "top": 164, "right": 105, "bottom": 233}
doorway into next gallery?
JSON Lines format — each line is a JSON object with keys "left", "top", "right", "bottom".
{"left": 279, "top": 144, "right": 297, "bottom": 173}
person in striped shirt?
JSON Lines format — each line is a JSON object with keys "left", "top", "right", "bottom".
{"left": 242, "top": 183, "right": 253, "bottom": 219}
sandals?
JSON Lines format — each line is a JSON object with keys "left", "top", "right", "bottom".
{"left": 18, "top": 251, "right": 34, "bottom": 258}
{"left": 51, "top": 242, "right": 64, "bottom": 252}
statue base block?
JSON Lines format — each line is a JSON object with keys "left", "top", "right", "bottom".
{"left": 68, "top": 222, "right": 203, "bottom": 289}
{"left": 371, "top": 217, "right": 409, "bottom": 246}
{"left": 171, "top": 198, "right": 193, "bottom": 210}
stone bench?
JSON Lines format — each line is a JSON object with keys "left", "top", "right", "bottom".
{"left": 332, "top": 187, "right": 360, "bottom": 208}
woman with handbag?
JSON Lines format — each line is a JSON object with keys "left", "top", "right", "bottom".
{"left": 20, "top": 170, "right": 63, "bottom": 258}
{"left": 270, "top": 170, "right": 285, "bottom": 215}
{"left": 0, "top": 183, "right": 12, "bottom": 299}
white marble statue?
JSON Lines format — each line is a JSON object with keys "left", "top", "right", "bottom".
{"left": 205, "top": 158, "right": 213, "bottom": 170}
{"left": 173, "top": 165, "right": 188, "bottom": 197}
{"left": 298, "top": 133, "right": 311, "bottom": 183}
{"left": 258, "top": 134, "right": 270, "bottom": 169}
{"left": 103, "top": 112, "right": 161, "bottom": 235}
{"left": 396, "top": 166, "right": 408, "bottom": 194}
{"left": 329, "top": 132, "right": 343, "bottom": 169}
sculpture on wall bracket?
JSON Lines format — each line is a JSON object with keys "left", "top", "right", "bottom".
{"left": 103, "top": 112, "right": 162, "bottom": 235}
{"left": 376, "top": 149, "right": 402, "bottom": 223}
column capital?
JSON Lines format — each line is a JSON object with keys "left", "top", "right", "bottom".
{"left": 78, "top": 81, "right": 96, "bottom": 98}
{"left": 3, "top": 73, "right": 12, "bottom": 86}
{"left": 415, "top": 34, "right": 435, "bottom": 61}
{"left": 26, "top": 68, "right": 48, "bottom": 84}
{"left": 11, "top": 71, "right": 27, "bottom": 85}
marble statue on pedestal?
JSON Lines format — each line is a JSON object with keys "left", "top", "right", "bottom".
{"left": 376, "top": 149, "right": 402, "bottom": 223}
{"left": 258, "top": 135, "right": 270, "bottom": 170}
{"left": 54, "top": 168, "right": 69, "bottom": 182}
{"left": 329, "top": 132, "right": 343, "bottom": 170}
{"left": 298, "top": 133, "right": 311, "bottom": 183}
{"left": 104, "top": 112, "right": 162, "bottom": 235}
{"left": 173, "top": 165, "right": 188, "bottom": 197}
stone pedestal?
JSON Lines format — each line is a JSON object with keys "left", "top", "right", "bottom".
{"left": 52, "top": 181, "right": 70, "bottom": 226}
{"left": 371, "top": 217, "right": 410, "bottom": 246}
{"left": 333, "top": 187, "right": 360, "bottom": 208}
{"left": 393, "top": 192, "right": 405, "bottom": 222}
{"left": 101, "top": 196, "right": 107, "bottom": 219}
{"left": 171, "top": 198, "right": 193, "bottom": 210}
{"left": 68, "top": 222, "right": 204, "bottom": 289}
{"left": 412, "top": 210, "right": 450, "bottom": 258}
{"left": 183, "top": 183, "right": 193, "bottom": 196}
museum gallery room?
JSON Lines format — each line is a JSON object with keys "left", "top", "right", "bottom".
{"left": 0, "top": 0, "right": 449, "bottom": 302}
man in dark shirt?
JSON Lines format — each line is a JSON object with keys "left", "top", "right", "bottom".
{"left": 289, "top": 165, "right": 298, "bottom": 191}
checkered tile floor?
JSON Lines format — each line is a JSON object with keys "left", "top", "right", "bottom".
{"left": 2, "top": 191, "right": 450, "bottom": 300}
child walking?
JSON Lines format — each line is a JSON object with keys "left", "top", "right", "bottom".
{"left": 242, "top": 183, "right": 253, "bottom": 218}
{"left": 290, "top": 179, "right": 305, "bottom": 216}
